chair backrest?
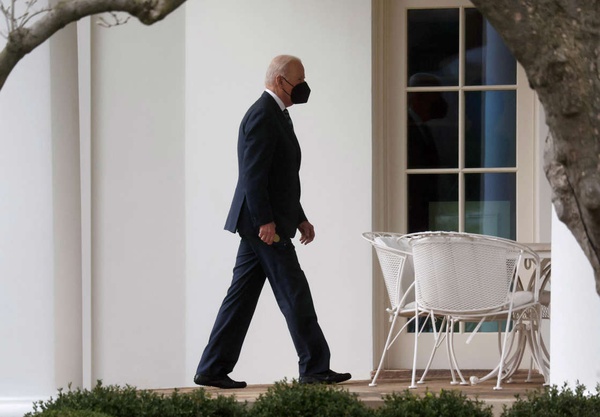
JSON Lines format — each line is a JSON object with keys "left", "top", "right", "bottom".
{"left": 363, "top": 232, "right": 414, "bottom": 309}
{"left": 409, "top": 232, "right": 525, "bottom": 314}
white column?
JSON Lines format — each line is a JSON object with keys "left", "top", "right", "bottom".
{"left": 551, "top": 207, "right": 600, "bottom": 388}
{"left": 49, "top": 21, "right": 84, "bottom": 392}
{"left": 0, "top": 30, "right": 55, "bottom": 417}
{"left": 90, "top": 9, "right": 187, "bottom": 389}
{"left": 77, "top": 16, "right": 93, "bottom": 390}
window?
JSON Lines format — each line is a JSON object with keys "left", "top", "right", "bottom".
{"left": 405, "top": 7, "right": 520, "bottom": 239}
{"left": 373, "top": 0, "right": 539, "bottom": 368}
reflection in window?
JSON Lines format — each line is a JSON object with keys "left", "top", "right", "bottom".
{"left": 406, "top": 8, "right": 518, "bottom": 241}
{"left": 465, "top": 9, "right": 516, "bottom": 86}
{"left": 407, "top": 9, "right": 459, "bottom": 86}
{"left": 465, "top": 173, "right": 516, "bottom": 239}
{"left": 408, "top": 174, "right": 458, "bottom": 233}
{"left": 408, "top": 89, "right": 458, "bottom": 169}
{"left": 465, "top": 91, "right": 516, "bottom": 168}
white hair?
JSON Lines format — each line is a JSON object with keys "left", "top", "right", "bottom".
{"left": 265, "top": 55, "right": 301, "bottom": 88}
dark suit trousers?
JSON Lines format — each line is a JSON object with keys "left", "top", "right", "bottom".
{"left": 196, "top": 234, "right": 331, "bottom": 377}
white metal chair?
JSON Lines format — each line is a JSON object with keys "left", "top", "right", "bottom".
{"left": 524, "top": 258, "right": 551, "bottom": 382}
{"left": 407, "top": 231, "right": 545, "bottom": 390}
{"left": 362, "top": 232, "right": 440, "bottom": 388}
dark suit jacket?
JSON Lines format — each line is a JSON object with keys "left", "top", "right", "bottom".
{"left": 224, "top": 92, "right": 307, "bottom": 239}
{"left": 407, "top": 110, "right": 440, "bottom": 169}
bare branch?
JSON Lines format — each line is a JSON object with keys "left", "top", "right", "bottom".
{"left": 10, "top": 0, "right": 15, "bottom": 31}
{"left": 0, "top": 0, "right": 187, "bottom": 91}
{"left": 96, "top": 11, "right": 130, "bottom": 28}
{"left": 1, "top": 0, "right": 51, "bottom": 39}
{"left": 0, "top": 3, "right": 10, "bottom": 38}
{"left": 0, "top": 2, "right": 13, "bottom": 34}
{"left": 18, "top": 8, "right": 52, "bottom": 28}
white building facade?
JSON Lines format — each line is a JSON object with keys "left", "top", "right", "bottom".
{"left": 0, "top": 1, "right": 598, "bottom": 416}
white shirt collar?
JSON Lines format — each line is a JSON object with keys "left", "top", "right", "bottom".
{"left": 265, "top": 88, "right": 286, "bottom": 111}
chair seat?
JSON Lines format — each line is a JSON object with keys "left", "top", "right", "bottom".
{"left": 453, "top": 291, "right": 536, "bottom": 324}
{"left": 431, "top": 291, "right": 536, "bottom": 318}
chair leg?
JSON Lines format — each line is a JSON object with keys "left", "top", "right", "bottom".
{"left": 370, "top": 311, "right": 399, "bottom": 387}
{"left": 447, "top": 319, "right": 468, "bottom": 385}
{"left": 499, "top": 324, "right": 526, "bottom": 384}
{"left": 525, "top": 307, "right": 550, "bottom": 384}
{"left": 446, "top": 325, "right": 457, "bottom": 384}
{"left": 409, "top": 310, "right": 421, "bottom": 389}
{"left": 417, "top": 314, "right": 444, "bottom": 384}
{"left": 503, "top": 323, "right": 528, "bottom": 382}
{"left": 526, "top": 357, "right": 535, "bottom": 382}
{"left": 469, "top": 318, "right": 522, "bottom": 388}
{"left": 494, "top": 313, "right": 515, "bottom": 390}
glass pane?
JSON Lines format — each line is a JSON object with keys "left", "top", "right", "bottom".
{"left": 464, "top": 320, "right": 511, "bottom": 333}
{"left": 465, "top": 173, "right": 516, "bottom": 240}
{"left": 408, "top": 174, "right": 458, "bottom": 233}
{"left": 409, "top": 316, "right": 459, "bottom": 333}
{"left": 408, "top": 91, "right": 458, "bottom": 169}
{"left": 465, "top": 91, "right": 516, "bottom": 168}
{"left": 465, "top": 8, "right": 516, "bottom": 85}
{"left": 408, "top": 9, "right": 459, "bottom": 86}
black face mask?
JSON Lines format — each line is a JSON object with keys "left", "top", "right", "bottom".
{"left": 283, "top": 77, "right": 311, "bottom": 104}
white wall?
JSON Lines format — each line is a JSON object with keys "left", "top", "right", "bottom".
{"left": 0, "top": 14, "right": 84, "bottom": 416}
{"left": 551, "top": 208, "right": 600, "bottom": 388}
{"left": 49, "top": 22, "right": 84, "bottom": 392}
{"left": 0, "top": 3, "right": 373, "bottom": 408}
{"left": 90, "top": 9, "right": 186, "bottom": 389}
{"left": 185, "top": 0, "right": 373, "bottom": 383}
{"left": 1, "top": 1, "right": 372, "bottom": 410}
{"left": 0, "top": 22, "right": 55, "bottom": 417}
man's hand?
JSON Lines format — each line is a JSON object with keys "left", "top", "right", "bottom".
{"left": 259, "top": 222, "right": 277, "bottom": 245}
{"left": 298, "top": 220, "right": 315, "bottom": 245}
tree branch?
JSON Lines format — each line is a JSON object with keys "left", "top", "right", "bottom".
{"left": 0, "top": 0, "right": 186, "bottom": 91}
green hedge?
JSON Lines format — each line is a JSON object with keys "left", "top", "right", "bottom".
{"left": 378, "top": 389, "right": 493, "bottom": 417}
{"left": 25, "top": 381, "right": 247, "bottom": 417}
{"left": 26, "top": 410, "right": 113, "bottom": 417}
{"left": 24, "top": 380, "right": 600, "bottom": 417}
{"left": 499, "top": 384, "right": 600, "bottom": 417}
{"left": 251, "top": 380, "right": 372, "bottom": 417}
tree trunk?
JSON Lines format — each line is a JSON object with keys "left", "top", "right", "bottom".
{"left": 471, "top": 0, "right": 600, "bottom": 296}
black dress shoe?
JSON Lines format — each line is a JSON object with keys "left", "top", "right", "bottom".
{"left": 194, "top": 374, "right": 247, "bottom": 389}
{"left": 299, "top": 370, "right": 352, "bottom": 384}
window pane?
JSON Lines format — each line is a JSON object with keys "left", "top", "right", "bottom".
{"left": 408, "top": 316, "right": 458, "bottom": 333}
{"left": 465, "top": 91, "right": 516, "bottom": 168}
{"left": 408, "top": 174, "right": 458, "bottom": 233}
{"left": 464, "top": 320, "right": 511, "bottom": 333}
{"left": 408, "top": 9, "right": 459, "bottom": 86}
{"left": 465, "top": 8, "right": 516, "bottom": 85}
{"left": 465, "top": 173, "right": 516, "bottom": 239}
{"left": 408, "top": 91, "right": 458, "bottom": 169}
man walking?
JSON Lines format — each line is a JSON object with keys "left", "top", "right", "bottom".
{"left": 193, "top": 55, "right": 351, "bottom": 389}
